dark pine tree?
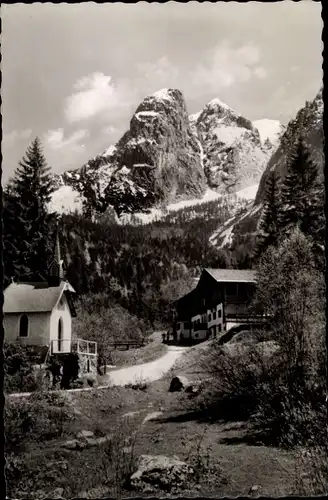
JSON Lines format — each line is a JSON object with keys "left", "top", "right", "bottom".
{"left": 4, "top": 138, "right": 57, "bottom": 282}
{"left": 255, "top": 170, "right": 280, "bottom": 259}
{"left": 3, "top": 184, "right": 30, "bottom": 285}
{"left": 280, "top": 137, "right": 319, "bottom": 237}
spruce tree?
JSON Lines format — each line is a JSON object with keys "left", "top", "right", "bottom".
{"left": 255, "top": 171, "right": 280, "bottom": 258}
{"left": 3, "top": 189, "right": 29, "bottom": 285}
{"left": 280, "top": 137, "right": 319, "bottom": 237}
{"left": 4, "top": 138, "right": 57, "bottom": 282}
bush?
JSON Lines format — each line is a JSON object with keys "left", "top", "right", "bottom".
{"left": 200, "top": 336, "right": 327, "bottom": 448}
{"left": 4, "top": 343, "right": 40, "bottom": 394}
{"left": 199, "top": 342, "right": 280, "bottom": 420}
{"left": 253, "top": 379, "right": 327, "bottom": 448}
{"left": 5, "top": 391, "right": 76, "bottom": 451}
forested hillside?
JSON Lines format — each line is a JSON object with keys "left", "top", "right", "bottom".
{"left": 59, "top": 196, "right": 249, "bottom": 326}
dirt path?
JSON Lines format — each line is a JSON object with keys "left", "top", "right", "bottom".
{"left": 105, "top": 345, "right": 189, "bottom": 386}
{"left": 7, "top": 343, "right": 189, "bottom": 398}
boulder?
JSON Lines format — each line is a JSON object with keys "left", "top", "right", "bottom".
{"left": 169, "top": 375, "right": 189, "bottom": 392}
{"left": 130, "top": 454, "right": 194, "bottom": 492}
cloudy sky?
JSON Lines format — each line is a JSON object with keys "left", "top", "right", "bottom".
{"left": 2, "top": 1, "right": 322, "bottom": 183}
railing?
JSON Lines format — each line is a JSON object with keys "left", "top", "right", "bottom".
{"left": 75, "top": 338, "right": 97, "bottom": 356}
{"left": 50, "top": 338, "right": 97, "bottom": 356}
{"left": 225, "top": 313, "right": 265, "bottom": 323}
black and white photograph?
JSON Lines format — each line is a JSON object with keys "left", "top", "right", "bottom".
{"left": 1, "top": 1, "right": 326, "bottom": 498}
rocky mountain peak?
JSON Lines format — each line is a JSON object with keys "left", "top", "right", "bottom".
{"left": 50, "top": 89, "right": 285, "bottom": 219}
{"left": 190, "top": 97, "right": 275, "bottom": 194}
{"left": 53, "top": 88, "right": 207, "bottom": 217}
{"left": 198, "top": 98, "right": 254, "bottom": 132}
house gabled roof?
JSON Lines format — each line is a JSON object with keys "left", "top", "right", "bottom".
{"left": 4, "top": 281, "right": 76, "bottom": 314}
{"left": 204, "top": 268, "right": 257, "bottom": 283}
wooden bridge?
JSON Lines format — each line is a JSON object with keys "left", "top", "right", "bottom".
{"left": 107, "top": 341, "right": 146, "bottom": 351}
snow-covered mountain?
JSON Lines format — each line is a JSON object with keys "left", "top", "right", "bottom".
{"left": 210, "top": 88, "right": 323, "bottom": 249}
{"left": 190, "top": 98, "right": 281, "bottom": 194}
{"left": 50, "top": 89, "right": 283, "bottom": 220}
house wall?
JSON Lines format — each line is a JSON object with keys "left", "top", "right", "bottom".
{"left": 50, "top": 293, "right": 72, "bottom": 353}
{"left": 173, "top": 271, "right": 257, "bottom": 343}
{"left": 4, "top": 312, "right": 51, "bottom": 346}
{"left": 176, "top": 320, "right": 191, "bottom": 341}
{"left": 207, "top": 303, "right": 224, "bottom": 336}
{"left": 190, "top": 313, "right": 204, "bottom": 341}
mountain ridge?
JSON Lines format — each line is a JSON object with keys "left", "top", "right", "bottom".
{"left": 51, "top": 88, "right": 285, "bottom": 219}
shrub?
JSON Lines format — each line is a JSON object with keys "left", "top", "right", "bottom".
{"left": 5, "top": 391, "right": 76, "bottom": 451}
{"left": 199, "top": 341, "right": 280, "bottom": 420}
{"left": 253, "top": 378, "right": 327, "bottom": 447}
{"left": 4, "top": 343, "right": 39, "bottom": 394}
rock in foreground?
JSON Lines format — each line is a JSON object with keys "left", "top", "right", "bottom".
{"left": 169, "top": 375, "right": 190, "bottom": 392}
{"left": 130, "top": 454, "right": 195, "bottom": 492}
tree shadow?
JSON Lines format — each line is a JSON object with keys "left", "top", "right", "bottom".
{"left": 219, "top": 432, "right": 272, "bottom": 447}
{"left": 156, "top": 405, "right": 251, "bottom": 425}
{"left": 155, "top": 407, "right": 278, "bottom": 447}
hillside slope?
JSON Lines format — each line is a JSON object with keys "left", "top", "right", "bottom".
{"left": 210, "top": 89, "right": 323, "bottom": 250}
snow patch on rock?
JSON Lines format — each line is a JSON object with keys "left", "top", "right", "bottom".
{"left": 152, "top": 88, "right": 174, "bottom": 102}
{"left": 213, "top": 126, "right": 245, "bottom": 146}
{"left": 236, "top": 183, "right": 259, "bottom": 201}
{"left": 48, "top": 185, "right": 84, "bottom": 215}
{"left": 252, "top": 119, "right": 284, "bottom": 146}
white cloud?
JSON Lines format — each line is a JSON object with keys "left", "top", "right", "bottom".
{"left": 190, "top": 42, "right": 263, "bottom": 91}
{"left": 253, "top": 66, "right": 268, "bottom": 79}
{"left": 64, "top": 42, "right": 266, "bottom": 125}
{"left": 65, "top": 72, "right": 129, "bottom": 123}
{"left": 3, "top": 128, "right": 32, "bottom": 147}
{"left": 44, "top": 128, "right": 89, "bottom": 151}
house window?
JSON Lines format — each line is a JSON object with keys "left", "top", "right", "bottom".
{"left": 218, "top": 324, "right": 222, "bottom": 332}
{"left": 213, "top": 311, "right": 216, "bottom": 320}
{"left": 208, "top": 313, "right": 212, "bottom": 322}
{"left": 19, "top": 314, "right": 29, "bottom": 337}
{"left": 58, "top": 317, "right": 63, "bottom": 352}
{"left": 194, "top": 333, "right": 198, "bottom": 338}
{"left": 218, "top": 309, "right": 222, "bottom": 318}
